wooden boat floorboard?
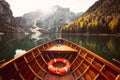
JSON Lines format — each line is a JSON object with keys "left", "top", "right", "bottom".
{"left": 44, "top": 72, "right": 75, "bottom": 80}
{"left": 0, "top": 38, "right": 120, "bottom": 80}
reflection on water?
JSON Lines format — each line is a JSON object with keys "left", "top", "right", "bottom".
{"left": 62, "top": 34, "right": 120, "bottom": 67}
{"left": 30, "top": 32, "right": 42, "bottom": 40}
{"left": 0, "top": 33, "right": 120, "bottom": 67}
{"left": 0, "top": 33, "right": 59, "bottom": 62}
{"left": 14, "top": 49, "right": 26, "bottom": 58}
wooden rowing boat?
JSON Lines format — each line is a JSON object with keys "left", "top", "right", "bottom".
{"left": 0, "top": 38, "right": 120, "bottom": 80}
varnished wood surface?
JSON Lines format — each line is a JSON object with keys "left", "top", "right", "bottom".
{"left": 44, "top": 72, "right": 75, "bottom": 80}
{"left": 0, "top": 38, "right": 120, "bottom": 80}
{"left": 45, "top": 45, "right": 77, "bottom": 52}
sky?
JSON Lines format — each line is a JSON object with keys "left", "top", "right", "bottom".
{"left": 6, "top": 0, "right": 98, "bottom": 17}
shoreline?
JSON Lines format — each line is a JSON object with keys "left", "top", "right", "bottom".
{"left": 0, "top": 32, "right": 120, "bottom": 37}
{"left": 60, "top": 33, "right": 120, "bottom": 37}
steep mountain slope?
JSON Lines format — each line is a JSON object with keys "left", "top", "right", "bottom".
{"left": 23, "top": 6, "right": 83, "bottom": 32}
{"left": 37, "top": 6, "right": 82, "bottom": 32}
{"left": 0, "top": 0, "right": 83, "bottom": 34}
{"left": 0, "top": 0, "right": 23, "bottom": 33}
{"left": 22, "top": 11, "right": 43, "bottom": 26}
{"left": 0, "top": 0, "right": 13, "bottom": 23}
{"left": 61, "top": 0, "right": 120, "bottom": 34}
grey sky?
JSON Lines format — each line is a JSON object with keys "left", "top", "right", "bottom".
{"left": 6, "top": 0, "right": 98, "bottom": 17}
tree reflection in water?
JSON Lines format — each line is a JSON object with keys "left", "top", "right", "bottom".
{"left": 62, "top": 34, "right": 120, "bottom": 67}
{"left": 0, "top": 33, "right": 120, "bottom": 67}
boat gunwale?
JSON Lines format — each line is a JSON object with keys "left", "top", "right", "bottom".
{"left": 64, "top": 39, "right": 120, "bottom": 73}
{"left": 0, "top": 39, "right": 57, "bottom": 69}
{"left": 0, "top": 38, "right": 120, "bottom": 71}
{"left": 0, "top": 38, "right": 120, "bottom": 79}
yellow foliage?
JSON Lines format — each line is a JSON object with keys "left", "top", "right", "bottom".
{"left": 109, "top": 17, "right": 119, "bottom": 31}
{"left": 87, "top": 23, "right": 92, "bottom": 31}
{"left": 94, "top": 19, "right": 99, "bottom": 27}
{"left": 79, "top": 22, "right": 84, "bottom": 28}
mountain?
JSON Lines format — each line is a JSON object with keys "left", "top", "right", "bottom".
{"left": 0, "top": 1, "right": 83, "bottom": 33}
{"left": 0, "top": 0, "right": 24, "bottom": 33}
{"left": 37, "top": 6, "right": 83, "bottom": 32}
{"left": 0, "top": 0, "right": 83, "bottom": 33}
{"left": 22, "top": 11, "right": 43, "bottom": 26}
{"left": 61, "top": 0, "right": 120, "bottom": 34}
{"left": 23, "top": 6, "right": 83, "bottom": 32}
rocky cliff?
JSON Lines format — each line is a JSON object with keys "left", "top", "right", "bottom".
{"left": 0, "top": 0, "right": 13, "bottom": 23}
{"left": 61, "top": 0, "right": 120, "bottom": 34}
{"left": 0, "top": 0, "right": 83, "bottom": 33}
{"left": 37, "top": 6, "right": 83, "bottom": 32}
{"left": 0, "top": 0, "right": 23, "bottom": 33}
{"left": 23, "top": 6, "right": 83, "bottom": 32}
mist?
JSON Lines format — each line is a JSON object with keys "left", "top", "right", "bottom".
{"left": 6, "top": 0, "right": 98, "bottom": 17}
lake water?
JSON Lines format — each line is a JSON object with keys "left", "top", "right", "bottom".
{"left": 0, "top": 33, "right": 120, "bottom": 67}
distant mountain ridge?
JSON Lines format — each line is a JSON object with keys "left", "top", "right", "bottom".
{"left": 61, "top": 0, "right": 120, "bottom": 34}
{"left": 0, "top": 0, "right": 83, "bottom": 33}
{"left": 23, "top": 6, "right": 83, "bottom": 32}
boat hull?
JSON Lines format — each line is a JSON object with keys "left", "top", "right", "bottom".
{"left": 0, "top": 39, "right": 120, "bottom": 80}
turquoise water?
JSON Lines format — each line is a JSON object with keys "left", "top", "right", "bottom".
{"left": 0, "top": 33, "right": 120, "bottom": 67}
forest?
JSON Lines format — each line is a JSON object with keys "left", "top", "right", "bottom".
{"left": 61, "top": 0, "right": 120, "bottom": 34}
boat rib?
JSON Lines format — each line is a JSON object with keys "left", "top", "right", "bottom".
{"left": 0, "top": 38, "right": 120, "bottom": 80}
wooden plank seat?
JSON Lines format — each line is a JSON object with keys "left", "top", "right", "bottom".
{"left": 0, "top": 39, "right": 120, "bottom": 80}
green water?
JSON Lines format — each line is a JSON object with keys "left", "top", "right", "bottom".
{"left": 0, "top": 33, "right": 120, "bottom": 67}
